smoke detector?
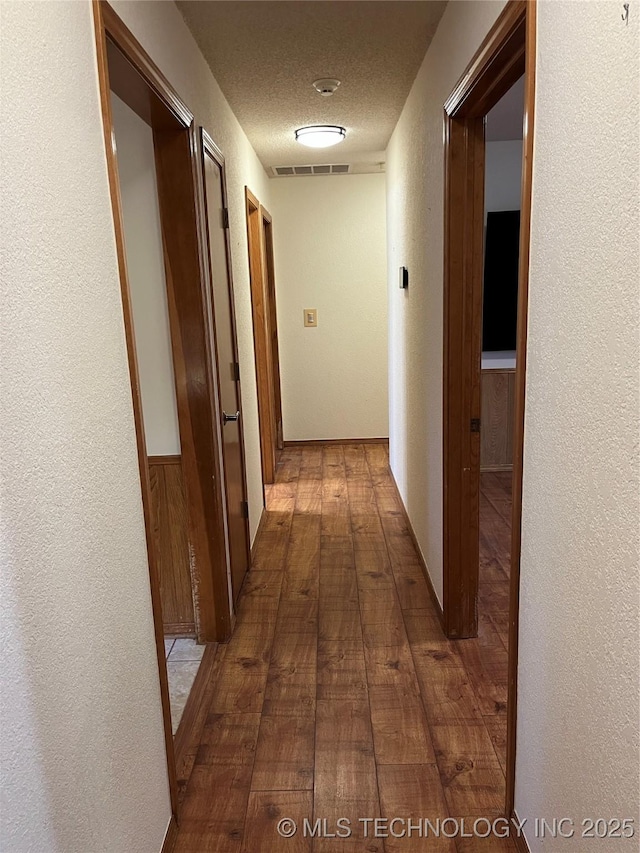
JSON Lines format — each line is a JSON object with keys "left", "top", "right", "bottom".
{"left": 312, "top": 78, "right": 341, "bottom": 97}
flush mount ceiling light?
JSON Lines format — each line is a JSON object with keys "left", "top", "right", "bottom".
{"left": 294, "top": 125, "right": 346, "bottom": 148}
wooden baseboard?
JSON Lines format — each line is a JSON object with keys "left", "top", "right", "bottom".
{"left": 284, "top": 437, "right": 389, "bottom": 447}
{"left": 164, "top": 623, "right": 195, "bottom": 637}
{"left": 511, "top": 811, "right": 531, "bottom": 852}
{"left": 161, "top": 814, "right": 178, "bottom": 853}
{"left": 148, "top": 454, "right": 181, "bottom": 466}
{"left": 388, "top": 470, "right": 444, "bottom": 627}
{"left": 173, "top": 643, "right": 218, "bottom": 802}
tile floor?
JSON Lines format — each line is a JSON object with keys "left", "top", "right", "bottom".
{"left": 164, "top": 637, "right": 205, "bottom": 734}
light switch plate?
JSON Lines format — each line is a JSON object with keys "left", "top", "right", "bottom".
{"left": 304, "top": 308, "right": 317, "bottom": 327}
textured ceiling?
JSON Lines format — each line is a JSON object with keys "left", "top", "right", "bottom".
{"left": 177, "top": 1, "right": 447, "bottom": 171}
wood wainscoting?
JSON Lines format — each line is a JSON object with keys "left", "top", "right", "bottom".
{"left": 481, "top": 368, "right": 515, "bottom": 472}
{"left": 148, "top": 455, "right": 195, "bottom": 636}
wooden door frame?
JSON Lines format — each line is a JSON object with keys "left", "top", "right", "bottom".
{"left": 245, "top": 188, "right": 279, "bottom": 487}
{"left": 93, "top": 0, "right": 234, "bottom": 820}
{"left": 260, "top": 208, "right": 284, "bottom": 452}
{"left": 197, "top": 128, "right": 252, "bottom": 589}
{"left": 441, "top": 0, "right": 535, "bottom": 822}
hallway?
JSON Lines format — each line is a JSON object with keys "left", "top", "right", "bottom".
{"left": 173, "top": 445, "right": 515, "bottom": 853}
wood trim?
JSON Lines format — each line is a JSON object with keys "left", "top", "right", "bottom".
{"left": 442, "top": 110, "right": 485, "bottom": 640}
{"left": 148, "top": 454, "right": 181, "bottom": 466}
{"left": 173, "top": 643, "right": 218, "bottom": 799}
{"left": 481, "top": 368, "right": 516, "bottom": 472}
{"left": 92, "top": 0, "right": 178, "bottom": 817}
{"left": 511, "top": 811, "right": 531, "bottom": 853}
{"left": 198, "top": 129, "right": 253, "bottom": 595}
{"left": 443, "top": 0, "right": 528, "bottom": 637}
{"left": 153, "top": 122, "right": 231, "bottom": 644}
{"left": 161, "top": 815, "right": 179, "bottom": 853}
{"left": 246, "top": 187, "right": 278, "bottom": 487}
{"left": 163, "top": 622, "right": 196, "bottom": 637}
{"left": 445, "top": 0, "right": 526, "bottom": 119}
{"left": 480, "top": 464, "right": 513, "bottom": 473}
{"left": 284, "top": 437, "right": 389, "bottom": 447}
{"left": 149, "top": 458, "right": 195, "bottom": 632}
{"left": 100, "top": 2, "right": 192, "bottom": 128}
{"left": 388, "top": 471, "right": 445, "bottom": 628}
{"left": 201, "top": 129, "right": 225, "bottom": 167}
{"left": 506, "top": 0, "right": 536, "bottom": 820}
{"left": 260, "top": 209, "right": 284, "bottom": 452}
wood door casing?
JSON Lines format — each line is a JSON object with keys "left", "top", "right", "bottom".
{"left": 152, "top": 123, "right": 231, "bottom": 643}
{"left": 200, "top": 132, "right": 251, "bottom": 603}
{"left": 443, "top": 0, "right": 526, "bottom": 641}
{"left": 246, "top": 189, "right": 279, "bottom": 486}
{"left": 443, "top": 112, "right": 486, "bottom": 640}
{"left": 261, "top": 213, "right": 284, "bottom": 452}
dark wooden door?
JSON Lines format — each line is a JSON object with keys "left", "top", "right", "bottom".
{"left": 201, "top": 136, "right": 250, "bottom": 602}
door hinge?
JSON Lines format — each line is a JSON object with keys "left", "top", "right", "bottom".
{"left": 232, "top": 361, "right": 240, "bottom": 382}
{"left": 470, "top": 418, "right": 481, "bottom": 433}
{"left": 221, "top": 207, "right": 230, "bottom": 229}
{"left": 241, "top": 500, "right": 249, "bottom": 519}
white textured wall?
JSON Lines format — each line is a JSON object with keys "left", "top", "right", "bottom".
{"left": 270, "top": 174, "right": 388, "bottom": 442}
{"left": 111, "top": 94, "right": 181, "bottom": 457}
{"left": 111, "top": 0, "right": 272, "bottom": 539}
{"left": 516, "top": 2, "right": 639, "bottom": 848}
{"left": 0, "top": 3, "right": 171, "bottom": 852}
{"left": 485, "top": 140, "right": 523, "bottom": 213}
{"left": 386, "top": 0, "right": 507, "bottom": 602}
{"left": 387, "top": 0, "right": 639, "bottom": 845}
{"left": 1, "top": 1, "right": 274, "bottom": 851}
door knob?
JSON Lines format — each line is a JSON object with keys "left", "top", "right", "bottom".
{"left": 223, "top": 410, "right": 240, "bottom": 424}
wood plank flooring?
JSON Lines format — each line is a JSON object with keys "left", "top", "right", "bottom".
{"left": 173, "top": 446, "right": 514, "bottom": 852}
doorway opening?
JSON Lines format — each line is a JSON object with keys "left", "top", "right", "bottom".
{"left": 441, "top": 0, "right": 534, "bottom": 820}
{"left": 109, "top": 90, "right": 209, "bottom": 744}
{"left": 93, "top": 0, "right": 249, "bottom": 821}
{"left": 245, "top": 189, "right": 283, "bottom": 490}
{"left": 476, "top": 72, "right": 525, "bottom": 793}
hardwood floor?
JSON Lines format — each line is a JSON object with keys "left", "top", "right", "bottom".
{"left": 172, "top": 446, "right": 514, "bottom": 852}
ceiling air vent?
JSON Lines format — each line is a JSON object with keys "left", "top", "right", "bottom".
{"left": 271, "top": 164, "right": 351, "bottom": 177}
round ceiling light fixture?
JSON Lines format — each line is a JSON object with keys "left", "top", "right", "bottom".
{"left": 294, "top": 125, "right": 347, "bottom": 148}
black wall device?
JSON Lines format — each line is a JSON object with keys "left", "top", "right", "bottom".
{"left": 399, "top": 266, "right": 409, "bottom": 289}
